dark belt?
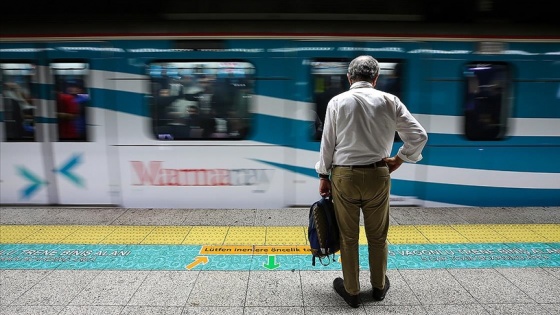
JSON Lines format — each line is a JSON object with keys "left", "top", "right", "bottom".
{"left": 334, "top": 161, "right": 387, "bottom": 169}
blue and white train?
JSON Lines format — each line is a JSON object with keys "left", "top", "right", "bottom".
{"left": 1, "top": 32, "right": 559, "bottom": 208}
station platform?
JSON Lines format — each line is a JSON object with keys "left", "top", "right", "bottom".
{"left": 1, "top": 206, "right": 559, "bottom": 314}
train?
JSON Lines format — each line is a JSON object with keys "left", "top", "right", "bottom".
{"left": 1, "top": 28, "right": 559, "bottom": 208}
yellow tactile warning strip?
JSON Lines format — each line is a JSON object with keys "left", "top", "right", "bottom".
{"left": 225, "top": 227, "right": 266, "bottom": 245}
{"left": 63, "top": 226, "right": 118, "bottom": 244}
{"left": 266, "top": 227, "right": 307, "bottom": 245}
{"left": 0, "top": 224, "right": 559, "bottom": 245}
{"left": 387, "top": 226, "right": 431, "bottom": 244}
{"left": 141, "top": 226, "right": 192, "bottom": 245}
{"left": 183, "top": 226, "right": 229, "bottom": 245}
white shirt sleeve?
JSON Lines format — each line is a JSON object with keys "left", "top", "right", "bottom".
{"left": 395, "top": 98, "right": 428, "bottom": 163}
{"left": 315, "top": 99, "right": 337, "bottom": 174}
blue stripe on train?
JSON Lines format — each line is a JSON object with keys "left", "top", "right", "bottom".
{"left": 252, "top": 115, "right": 560, "bottom": 173}
{"left": 254, "top": 157, "right": 560, "bottom": 199}
{"left": 427, "top": 133, "right": 560, "bottom": 146}
{"left": 393, "top": 179, "right": 560, "bottom": 207}
{"left": 253, "top": 159, "right": 560, "bottom": 207}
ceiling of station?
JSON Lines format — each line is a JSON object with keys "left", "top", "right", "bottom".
{"left": 1, "top": 0, "right": 557, "bottom": 24}
{"left": 1, "top": 0, "right": 557, "bottom": 37}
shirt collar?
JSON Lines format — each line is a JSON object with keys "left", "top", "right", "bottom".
{"left": 350, "top": 81, "right": 373, "bottom": 90}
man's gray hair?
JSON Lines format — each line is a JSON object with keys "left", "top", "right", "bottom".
{"left": 347, "top": 55, "right": 380, "bottom": 82}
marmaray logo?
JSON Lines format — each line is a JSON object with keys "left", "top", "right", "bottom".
{"left": 130, "top": 161, "right": 274, "bottom": 190}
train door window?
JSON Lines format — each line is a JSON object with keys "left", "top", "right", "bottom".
{"left": 1, "top": 63, "right": 36, "bottom": 141}
{"left": 311, "top": 60, "right": 349, "bottom": 141}
{"left": 311, "top": 60, "right": 403, "bottom": 141}
{"left": 463, "top": 63, "right": 511, "bottom": 140}
{"left": 148, "top": 61, "right": 255, "bottom": 140}
{"left": 51, "top": 62, "right": 90, "bottom": 142}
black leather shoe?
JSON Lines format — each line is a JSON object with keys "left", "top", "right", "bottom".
{"left": 333, "top": 277, "right": 359, "bottom": 308}
{"left": 372, "top": 275, "right": 390, "bottom": 301}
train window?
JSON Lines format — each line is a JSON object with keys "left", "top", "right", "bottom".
{"left": 463, "top": 63, "right": 511, "bottom": 140}
{"left": 50, "top": 62, "right": 90, "bottom": 142}
{"left": 311, "top": 60, "right": 403, "bottom": 141}
{"left": 1, "top": 63, "right": 36, "bottom": 142}
{"left": 148, "top": 61, "right": 254, "bottom": 140}
{"left": 311, "top": 61, "right": 349, "bottom": 141}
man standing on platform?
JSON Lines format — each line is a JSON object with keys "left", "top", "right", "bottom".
{"left": 315, "top": 55, "right": 428, "bottom": 308}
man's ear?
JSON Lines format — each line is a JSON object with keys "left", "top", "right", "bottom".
{"left": 347, "top": 73, "right": 352, "bottom": 85}
{"left": 372, "top": 74, "right": 379, "bottom": 87}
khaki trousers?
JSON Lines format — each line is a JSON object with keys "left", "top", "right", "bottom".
{"left": 331, "top": 165, "right": 391, "bottom": 295}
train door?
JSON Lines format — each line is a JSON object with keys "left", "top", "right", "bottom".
{"left": 294, "top": 58, "right": 351, "bottom": 206}
{"left": 120, "top": 57, "right": 288, "bottom": 209}
{"left": 0, "top": 56, "right": 47, "bottom": 204}
{"left": 43, "top": 42, "right": 117, "bottom": 205}
{"left": 0, "top": 42, "right": 117, "bottom": 205}
{"left": 288, "top": 42, "right": 356, "bottom": 207}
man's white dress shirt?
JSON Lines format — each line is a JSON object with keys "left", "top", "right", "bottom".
{"left": 315, "top": 81, "right": 428, "bottom": 175}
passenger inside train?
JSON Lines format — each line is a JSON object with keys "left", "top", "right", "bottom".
{"left": 150, "top": 62, "right": 254, "bottom": 140}
{"left": 1, "top": 65, "right": 35, "bottom": 141}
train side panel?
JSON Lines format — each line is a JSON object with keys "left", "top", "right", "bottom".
{"left": 112, "top": 40, "right": 296, "bottom": 208}
{"left": 420, "top": 41, "right": 560, "bottom": 206}
{"left": 1, "top": 37, "right": 559, "bottom": 208}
